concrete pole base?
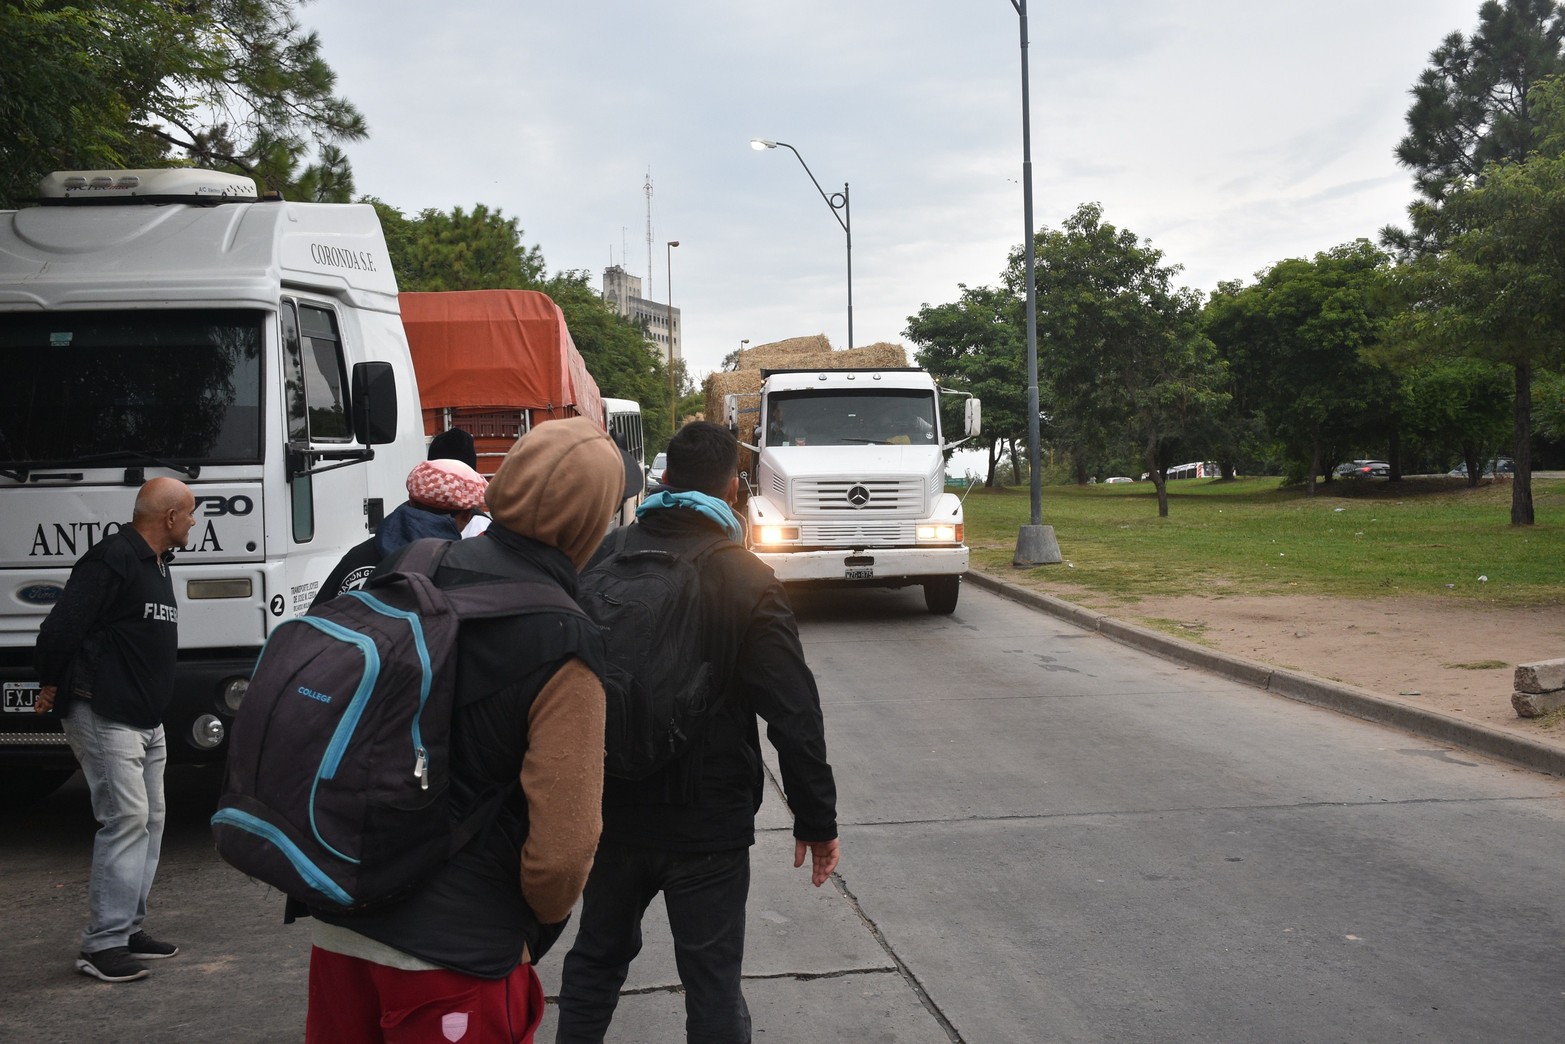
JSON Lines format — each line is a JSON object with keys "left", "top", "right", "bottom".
{"left": 1013, "top": 524, "right": 1062, "bottom": 566}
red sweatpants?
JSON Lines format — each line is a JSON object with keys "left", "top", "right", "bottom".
{"left": 305, "top": 946, "right": 544, "bottom": 1043}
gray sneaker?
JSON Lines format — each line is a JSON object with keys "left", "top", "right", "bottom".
{"left": 127, "top": 930, "right": 179, "bottom": 959}
{"left": 76, "top": 947, "right": 149, "bottom": 983}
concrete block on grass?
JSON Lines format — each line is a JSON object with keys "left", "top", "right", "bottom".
{"left": 1514, "top": 659, "right": 1565, "bottom": 695}
{"left": 1512, "top": 689, "right": 1565, "bottom": 719}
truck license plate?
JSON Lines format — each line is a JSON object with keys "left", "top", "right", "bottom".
{"left": 844, "top": 566, "right": 875, "bottom": 580}
{"left": 3, "top": 681, "right": 41, "bottom": 713}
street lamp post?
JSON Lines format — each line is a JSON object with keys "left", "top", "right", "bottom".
{"left": 749, "top": 138, "right": 852, "bottom": 349}
{"left": 666, "top": 240, "right": 679, "bottom": 434}
{"left": 1008, "top": 0, "right": 1061, "bottom": 566}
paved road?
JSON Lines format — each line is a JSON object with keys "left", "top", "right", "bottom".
{"left": 6, "top": 582, "right": 1565, "bottom": 1042}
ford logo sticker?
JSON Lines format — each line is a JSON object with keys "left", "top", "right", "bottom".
{"left": 19, "top": 583, "right": 63, "bottom": 606}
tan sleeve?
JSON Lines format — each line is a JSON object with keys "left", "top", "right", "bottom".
{"left": 519, "top": 656, "right": 605, "bottom": 924}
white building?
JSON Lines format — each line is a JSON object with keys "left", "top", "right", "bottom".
{"left": 602, "top": 265, "right": 681, "bottom": 368}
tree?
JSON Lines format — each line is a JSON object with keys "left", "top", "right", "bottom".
{"left": 905, "top": 284, "right": 1031, "bottom": 487}
{"left": 369, "top": 200, "right": 547, "bottom": 292}
{"left": 1204, "top": 242, "right": 1397, "bottom": 493}
{"left": 0, "top": 0, "right": 365, "bottom": 207}
{"left": 1387, "top": 145, "right": 1565, "bottom": 520}
{"left": 1385, "top": 71, "right": 1565, "bottom": 522}
{"left": 1011, "top": 204, "right": 1228, "bottom": 516}
{"left": 1386, "top": 0, "right": 1565, "bottom": 252}
{"left": 1395, "top": 358, "right": 1514, "bottom": 484}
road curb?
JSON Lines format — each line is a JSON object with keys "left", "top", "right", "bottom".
{"left": 966, "top": 570, "right": 1565, "bottom": 778}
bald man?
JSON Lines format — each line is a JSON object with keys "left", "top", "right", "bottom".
{"left": 34, "top": 477, "right": 195, "bottom": 983}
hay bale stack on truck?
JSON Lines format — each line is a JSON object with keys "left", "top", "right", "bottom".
{"left": 399, "top": 288, "right": 644, "bottom": 521}
{"left": 704, "top": 337, "right": 980, "bottom": 614}
{"left": 0, "top": 168, "right": 425, "bottom": 803}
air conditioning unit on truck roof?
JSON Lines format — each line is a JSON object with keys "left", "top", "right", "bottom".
{"left": 0, "top": 168, "right": 427, "bottom": 805}
{"left": 719, "top": 357, "right": 980, "bottom": 615}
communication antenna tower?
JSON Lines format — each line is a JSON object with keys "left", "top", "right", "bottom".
{"left": 644, "top": 168, "right": 654, "bottom": 287}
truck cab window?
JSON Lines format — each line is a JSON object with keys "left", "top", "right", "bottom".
{"left": 296, "top": 304, "right": 350, "bottom": 442}
{"left": 0, "top": 309, "right": 263, "bottom": 466}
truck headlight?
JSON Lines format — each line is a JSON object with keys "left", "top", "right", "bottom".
{"left": 191, "top": 714, "right": 226, "bottom": 750}
{"left": 220, "top": 677, "right": 249, "bottom": 713}
{"left": 757, "top": 525, "right": 800, "bottom": 545}
{"left": 916, "top": 523, "right": 961, "bottom": 543}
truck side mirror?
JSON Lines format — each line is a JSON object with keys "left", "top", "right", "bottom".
{"left": 351, "top": 361, "right": 399, "bottom": 446}
{"left": 965, "top": 398, "right": 982, "bottom": 438}
{"left": 724, "top": 393, "right": 740, "bottom": 433}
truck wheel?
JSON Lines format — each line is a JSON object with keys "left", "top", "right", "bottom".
{"left": 923, "top": 575, "right": 961, "bottom": 615}
{"left": 0, "top": 767, "right": 76, "bottom": 810}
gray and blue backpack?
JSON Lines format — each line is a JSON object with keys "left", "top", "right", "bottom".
{"left": 210, "top": 539, "right": 578, "bottom": 910}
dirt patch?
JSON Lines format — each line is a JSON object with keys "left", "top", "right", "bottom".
{"left": 998, "top": 577, "right": 1565, "bottom": 753}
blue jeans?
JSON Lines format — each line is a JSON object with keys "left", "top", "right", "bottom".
{"left": 61, "top": 701, "right": 167, "bottom": 954}
{"left": 556, "top": 843, "right": 752, "bottom": 1044}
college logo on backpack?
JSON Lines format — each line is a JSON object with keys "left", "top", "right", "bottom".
{"left": 578, "top": 527, "right": 728, "bottom": 780}
{"left": 210, "top": 539, "right": 579, "bottom": 910}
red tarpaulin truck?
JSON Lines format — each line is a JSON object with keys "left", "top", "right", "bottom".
{"left": 401, "top": 289, "right": 606, "bottom": 475}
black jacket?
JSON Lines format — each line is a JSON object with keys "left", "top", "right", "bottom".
{"left": 311, "top": 502, "right": 464, "bottom": 610}
{"left": 34, "top": 526, "right": 178, "bottom": 728}
{"left": 597, "top": 507, "right": 838, "bottom": 851}
{"left": 310, "top": 527, "right": 606, "bottom": 977}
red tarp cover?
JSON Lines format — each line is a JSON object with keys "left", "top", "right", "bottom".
{"left": 400, "top": 289, "right": 603, "bottom": 425}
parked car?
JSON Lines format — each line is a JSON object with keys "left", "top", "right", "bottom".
{"left": 648, "top": 451, "right": 668, "bottom": 486}
{"left": 1339, "top": 459, "right": 1389, "bottom": 478}
{"left": 1449, "top": 457, "right": 1514, "bottom": 477}
{"left": 1104, "top": 476, "right": 1134, "bottom": 484}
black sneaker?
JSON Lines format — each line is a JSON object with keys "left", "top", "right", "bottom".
{"left": 76, "top": 947, "right": 149, "bottom": 983}
{"left": 127, "top": 930, "right": 179, "bottom": 960}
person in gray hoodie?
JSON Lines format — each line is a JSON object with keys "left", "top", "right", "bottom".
{"left": 303, "top": 418, "right": 627, "bottom": 1043}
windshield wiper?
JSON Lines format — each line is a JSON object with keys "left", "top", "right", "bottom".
{"left": 70, "top": 450, "right": 202, "bottom": 478}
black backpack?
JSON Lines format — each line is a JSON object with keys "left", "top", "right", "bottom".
{"left": 578, "top": 526, "right": 729, "bottom": 780}
{"left": 210, "top": 539, "right": 580, "bottom": 910}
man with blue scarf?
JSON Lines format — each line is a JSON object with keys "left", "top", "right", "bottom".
{"left": 556, "top": 421, "right": 840, "bottom": 1044}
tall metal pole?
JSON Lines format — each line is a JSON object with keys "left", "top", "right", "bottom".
{"left": 667, "top": 240, "right": 679, "bottom": 434}
{"left": 750, "top": 139, "right": 853, "bottom": 349}
{"left": 1011, "top": 0, "right": 1061, "bottom": 566}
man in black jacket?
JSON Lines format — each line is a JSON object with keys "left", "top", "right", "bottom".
{"left": 34, "top": 477, "right": 195, "bottom": 983}
{"left": 555, "top": 421, "right": 840, "bottom": 1044}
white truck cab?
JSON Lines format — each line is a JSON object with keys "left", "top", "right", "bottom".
{"left": 0, "top": 169, "right": 424, "bottom": 801}
{"left": 729, "top": 367, "right": 979, "bottom": 614}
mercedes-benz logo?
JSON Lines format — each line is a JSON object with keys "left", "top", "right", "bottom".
{"left": 846, "top": 484, "right": 871, "bottom": 507}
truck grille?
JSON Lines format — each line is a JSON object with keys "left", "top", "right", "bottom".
{"left": 790, "top": 478, "right": 927, "bottom": 515}
{"left": 801, "top": 523, "right": 916, "bottom": 545}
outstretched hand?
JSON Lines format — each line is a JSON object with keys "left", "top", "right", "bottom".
{"left": 793, "top": 838, "right": 840, "bottom": 887}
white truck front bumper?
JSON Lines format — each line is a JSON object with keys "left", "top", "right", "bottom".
{"left": 756, "top": 545, "right": 969, "bottom": 584}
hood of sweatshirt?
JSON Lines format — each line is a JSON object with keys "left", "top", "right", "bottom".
{"left": 484, "top": 417, "right": 625, "bottom": 568}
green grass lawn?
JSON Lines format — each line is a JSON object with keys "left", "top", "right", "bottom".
{"left": 964, "top": 475, "right": 1565, "bottom": 606}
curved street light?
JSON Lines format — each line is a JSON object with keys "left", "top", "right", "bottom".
{"left": 749, "top": 138, "right": 853, "bottom": 349}
{"left": 1007, "top": 0, "right": 1060, "bottom": 566}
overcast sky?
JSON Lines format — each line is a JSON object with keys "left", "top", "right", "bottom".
{"left": 307, "top": 0, "right": 1483, "bottom": 381}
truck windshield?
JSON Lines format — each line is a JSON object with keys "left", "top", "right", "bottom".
{"left": 0, "top": 309, "right": 263, "bottom": 467}
{"left": 766, "top": 389, "right": 937, "bottom": 447}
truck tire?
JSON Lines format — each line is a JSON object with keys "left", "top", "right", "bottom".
{"left": 923, "top": 575, "right": 961, "bottom": 615}
{"left": 0, "top": 767, "right": 76, "bottom": 810}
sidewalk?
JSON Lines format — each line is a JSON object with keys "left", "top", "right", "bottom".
{"left": 966, "top": 570, "right": 1565, "bottom": 779}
